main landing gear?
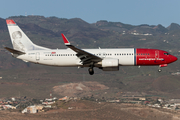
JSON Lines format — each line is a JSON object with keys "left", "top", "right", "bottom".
{"left": 88, "top": 67, "right": 94, "bottom": 75}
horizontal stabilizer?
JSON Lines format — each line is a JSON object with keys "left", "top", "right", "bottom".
{"left": 4, "top": 47, "right": 25, "bottom": 55}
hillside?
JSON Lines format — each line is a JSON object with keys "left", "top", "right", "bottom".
{"left": 7, "top": 15, "right": 180, "bottom": 50}
{"left": 0, "top": 101, "right": 179, "bottom": 120}
{"left": 0, "top": 16, "right": 179, "bottom": 99}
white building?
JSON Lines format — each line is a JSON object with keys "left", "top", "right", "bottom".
{"left": 22, "top": 105, "right": 43, "bottom": 114}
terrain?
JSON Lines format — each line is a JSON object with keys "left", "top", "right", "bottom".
{"left": 0, "top": 15, "right": 179, "bottom": 99}
{"left": 0, "top": 100, "right": 180, "bottom": 120}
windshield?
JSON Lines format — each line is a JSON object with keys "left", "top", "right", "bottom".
{"left": 164, "top": 53, "right": 170, "bottom": 55}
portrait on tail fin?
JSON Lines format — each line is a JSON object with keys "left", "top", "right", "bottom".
{"left": 12, "top": 31, "right": 26, "bottom": 52}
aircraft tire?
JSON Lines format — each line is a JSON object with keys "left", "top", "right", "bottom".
{"left": 88, "top": 68, "right": 94, "bottom": 75}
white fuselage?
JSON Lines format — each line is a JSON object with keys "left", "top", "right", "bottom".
{"left": 17, "top": 48, "right": 135, "bottom": 67}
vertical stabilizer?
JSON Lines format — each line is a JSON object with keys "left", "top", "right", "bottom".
{"left": 6, "top": 19, "right": 50, "bottom": 52}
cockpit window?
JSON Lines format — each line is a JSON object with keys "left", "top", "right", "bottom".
{"left": 164, "top": 53, "right": 170, "bottom": 55}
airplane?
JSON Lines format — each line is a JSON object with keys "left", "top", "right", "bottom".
{"left": 5, "top": 19, "right": 178, "bottom": 75}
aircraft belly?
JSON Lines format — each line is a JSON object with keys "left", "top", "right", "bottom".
{"left": 40, "top": 56, "right": 79, "bottom": 66}
{"left": 56, "top": 58, "right": 79, "bottom": 66}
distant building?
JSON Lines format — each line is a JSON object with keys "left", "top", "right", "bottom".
{"left": 59, "top": 96, "right": 68, "bottom": 101}
{"left": 171, "top": 72, "right": 180, "bottom": 75}
{"left": 107, "top": 100, "right": 120, "bottom": 103}
{"left": 22, "top": 105, "right": 43, "bottom": 114}
{"left": 139, "top": 98, "right": 146, "bottom": 101}
{"left": 1, "top": 105, "right": 16, "bottom": 110}
{"left": 168, "top": 99, "right": 180, "bottom": 104}
{"left": 42, "top": 101, "right": 55, "bottom": 105}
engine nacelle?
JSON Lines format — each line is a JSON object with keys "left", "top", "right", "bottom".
{"left": 101, "top": 58, "right": 119, "bottom": 71}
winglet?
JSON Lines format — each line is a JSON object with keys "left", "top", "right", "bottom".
{"left": 61, "top": 34, "right": 70, "bottom": 45}
{"left": 6, "top": 19, "right": 16, "bottom": 25}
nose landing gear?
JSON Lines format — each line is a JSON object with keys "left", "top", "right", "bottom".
{"left": 158, "top": 64, "right": 167, "bottom": 72}
{"left": 158, "top": 69, "right": 162, "bottom": 72}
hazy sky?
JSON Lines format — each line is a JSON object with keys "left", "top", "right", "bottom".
{"left": 1, "top": 0, "right": 180, "bottom": 27}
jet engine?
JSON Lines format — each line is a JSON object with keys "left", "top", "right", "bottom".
{"left": 101, "top": 58, "right": 119, "bottom": 71}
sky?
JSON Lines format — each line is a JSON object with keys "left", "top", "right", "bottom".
{"left": 1, "top": 0, "right": 180, "bottom": 27}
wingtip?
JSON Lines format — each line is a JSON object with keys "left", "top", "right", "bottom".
{"left": 6, "top": 19, "right": 16, "bottom": 25}
{"left": 61, "top": 33, "right": 70, "bottom": 45}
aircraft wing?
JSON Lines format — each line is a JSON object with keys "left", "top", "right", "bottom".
{"left": 61, "top": 34, "right": 102, "bottom": 65}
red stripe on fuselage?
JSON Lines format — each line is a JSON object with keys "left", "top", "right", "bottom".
{"left": 136, "top": 48, "right": 174, "bottom": 66}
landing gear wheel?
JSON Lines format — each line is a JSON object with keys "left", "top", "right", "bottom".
{"left": 88, "top": 68, "right": 94, "bottom": 75}
{"left": 158, "top": 69, "right": 162, "bottom": 72}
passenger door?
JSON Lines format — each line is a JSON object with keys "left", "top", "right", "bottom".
{"left": 155, "top": 51, "right": 159, "bottom": 60}
{"left": 36, "top": 52, "right": 40, "bottom": 61}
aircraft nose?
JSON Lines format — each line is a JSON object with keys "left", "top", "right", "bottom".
{"left": 171, "top": 55, "right": 178, "bottom": 62}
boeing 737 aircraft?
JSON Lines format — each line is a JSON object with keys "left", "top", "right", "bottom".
{"left": 5, "top": 19, "right": 177, "bottom": 75}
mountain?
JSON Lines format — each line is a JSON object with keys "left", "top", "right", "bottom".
{"left": 167, "top": 23, "right": 180, "bottom": 31}
{"left": 5, "top": 15, "right": 180, "bottom": 49}
{"left": 0, "top": 18, "right": 7, "bottom": 31}
{"left": 8, "top": 16, "right": 111, "bottom": 47}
